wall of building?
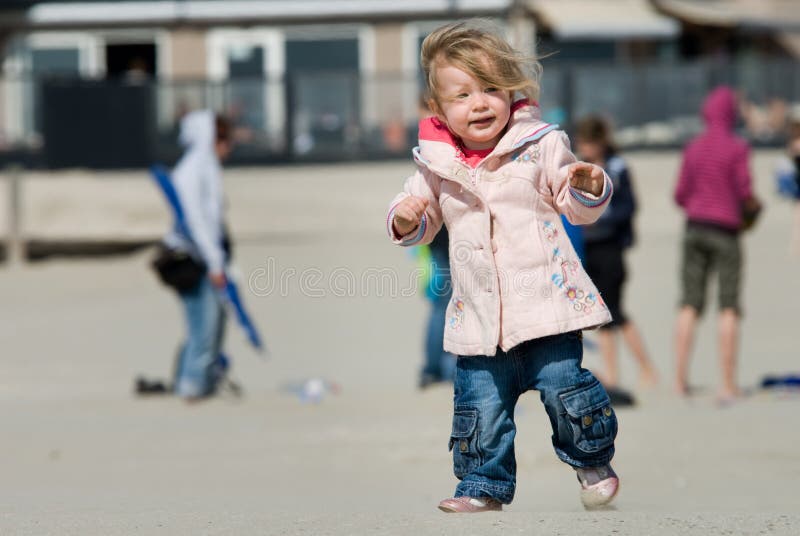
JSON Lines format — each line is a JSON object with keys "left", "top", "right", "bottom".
{"left": 167, "top": 28, "right": 207, "bottom": 80}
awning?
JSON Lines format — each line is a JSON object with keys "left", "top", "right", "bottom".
{"left": 14, "top": 0, "right": 513, "bottom": 29}
{"left": 652, "top": 0, "right": 800, "bottom": 31}
{"left": 528, "top": 0, "right": 680, "bottom": 40}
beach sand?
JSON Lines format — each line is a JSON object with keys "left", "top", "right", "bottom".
{"left": 1, "top": 152, "right": 798, "bottom": 534}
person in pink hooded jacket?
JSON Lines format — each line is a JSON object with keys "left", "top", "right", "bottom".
{"left": 673, "top": 86, "right": 757, "bottom": 402}
{"left": 386, "top": 21, "right": 618, "bottom": 513}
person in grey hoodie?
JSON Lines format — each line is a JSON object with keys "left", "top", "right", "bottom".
{"left": 164, "top": 110, "right": 232, "bottom": 400}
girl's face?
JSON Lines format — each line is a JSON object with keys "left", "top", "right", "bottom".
{"left": 433, "top": 62, "right": 511, "bottom": 151}
{"left": 575, "top": 138, "right": 605, "bottom": 164}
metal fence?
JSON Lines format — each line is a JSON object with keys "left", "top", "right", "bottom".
{"left": 1, "top": 57, "right": 798, "bottom": 168}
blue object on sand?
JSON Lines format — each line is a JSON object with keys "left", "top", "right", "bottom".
{"left": 761, "top": 375, "right": 800, "bottom": 389}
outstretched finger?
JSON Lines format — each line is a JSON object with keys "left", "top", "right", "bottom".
{"left": 411, "top": 198, "right": 429, "bottom": 216}
{"left": 571, "top": 162, "right": 593, "bottom": 176}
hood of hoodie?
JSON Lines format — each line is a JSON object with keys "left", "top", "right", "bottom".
{"left": 179, "top": 109, "right": 215, "bottom": 150}
{"left": 702, "top": 86, "right": 737, "bottom": 131}
{"left": 413, "top": 99, "right": 557, "bottom": 176}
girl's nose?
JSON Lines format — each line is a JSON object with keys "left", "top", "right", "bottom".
{"left": 472, "top": 93, "right": 489, "bottom": 109}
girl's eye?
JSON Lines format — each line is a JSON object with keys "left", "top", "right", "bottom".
{"left": 457, "top": 93, "right": 469, "bottom": 99}
{"left": 485, "top": 87, "right": 498, "bottom": 93}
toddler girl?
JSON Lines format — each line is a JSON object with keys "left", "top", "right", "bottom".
{"left": 386, "top": 21, "right": 619, "bottom": 512}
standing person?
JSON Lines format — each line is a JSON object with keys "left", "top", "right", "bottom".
{"left": 418, "top": 228, "right": 457, "bottom": 388}
{"left": 416, "top": 95, "right": 457, "bottom": 389}
{"left": 775, "top": 111, "right": 800, "bottom": 254}
{"left": 387, "top": 20, "right": 619, "bottom": 512}
{"left": 163, "top": 110, "right": 233, "bottom": 400}
{"left": 673, "top": 86, "right": 757, "bottom": 402}
{"left": 575, "top": 116, "right": 657, "bottom": 389}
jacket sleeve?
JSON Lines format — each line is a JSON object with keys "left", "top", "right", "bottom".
{"left": 541, "top": 130, "right": 613, "bottom": 225}
{"left": 175, "top": 156, "right": 225, "bottom": 274}
{"left": 386, "top": 167, "right": 444, "bottom": 247}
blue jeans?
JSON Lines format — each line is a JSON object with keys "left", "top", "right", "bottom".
{"left": 174, "top": 277, "right": 226, "bottom": 398}
{"left": 450, "top": 332, "right": 617, "bottom": 504}
{"left": 422, "top": 249, "right": 456, "bottom": 381}
{"left": 423, "top": 287, "right": 456, "bottom": 382}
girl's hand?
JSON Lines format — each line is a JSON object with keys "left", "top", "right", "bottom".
{"left": 393, "top": 196, "right": 429, "bottom": 236}
{"left": 568, "top": 162, "right": 605, "bottom": 197}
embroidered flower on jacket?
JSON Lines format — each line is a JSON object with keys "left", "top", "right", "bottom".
{"left": 564, "top": 287, "right": 597, "bottom": 313}
{"left": 550, "top": 246, "right": 601, "bottom": 315}
{"left": 449, "top": 298, "right": 465, "bottom": 331}
{"left": 511, "top": 144, "right": 540, "bottom": 164}
{"left": 543, "top": 221, "right": 558, "bottom": 242}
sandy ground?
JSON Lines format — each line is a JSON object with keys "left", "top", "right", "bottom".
{"left": 1, "top": 152, "right": 799, "bottom": 535}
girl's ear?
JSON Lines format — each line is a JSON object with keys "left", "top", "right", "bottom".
{"left": 426, "top": 97, "right": 438, "bottom": 114}
{"left": 429, "top": 98, "right": 447, "bottom": 125}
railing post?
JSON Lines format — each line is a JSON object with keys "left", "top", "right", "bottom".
{"left": 5, "top": 164, "right": 25, "bottom": 266}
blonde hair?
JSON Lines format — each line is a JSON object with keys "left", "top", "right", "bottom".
{"left": 421, "top": 20, "right": 541, "bottom": 112}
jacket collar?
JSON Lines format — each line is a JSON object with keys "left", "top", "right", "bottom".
{"left": 413, "top": 100, "right": 558, "bottom": 182}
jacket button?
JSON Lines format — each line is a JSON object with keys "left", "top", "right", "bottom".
{"left": 459, "top": 440, "right": 469, "bottom": 453}
{"left": 582, "top": 415, "right": 593, "bottom": 427}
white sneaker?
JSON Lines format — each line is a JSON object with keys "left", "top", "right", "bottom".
{"left": 576, "top": 465, "right": 619, "bottom": 508}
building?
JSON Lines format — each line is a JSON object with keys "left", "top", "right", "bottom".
{"left": 0, "top": 1, "right": 522, "bottom": 164}
{"left": 0, "top": 1, "right": 797, "bottom": 167}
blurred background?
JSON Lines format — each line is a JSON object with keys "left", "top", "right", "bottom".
{"left": 0, "top": 0, "right": 798, "bottom": 170}
{"left": 1, "top": 2, "right": 799, "bottom": 534}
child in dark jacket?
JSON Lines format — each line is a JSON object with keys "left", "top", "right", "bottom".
{"left": 775, "top": 113, "right": 800, "bottom": 254}
{"left": 575, "top": 116, "right": 658, "bottom": 389}
{"left": 673, "top": 86, "right": 756, "bottom": 401}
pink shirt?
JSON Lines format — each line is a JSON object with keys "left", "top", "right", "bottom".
{"left": 461, "top": 147, "right": 493, "bottom": 168}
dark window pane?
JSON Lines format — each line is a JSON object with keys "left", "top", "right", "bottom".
{"left": 32, "top": 48, "right": 80, "bottom": 75}
{"left": 539, "top": 40, "right": 617, "bottom": 63}
{"left": 229, "top": 46, "right": 264, "bottom": 78}
{"left": 285, "top": 39, "right": 358, "bottom": 71}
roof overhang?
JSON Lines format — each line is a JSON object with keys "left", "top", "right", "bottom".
{"left": 528, "top": 0, "right": 680, "bottom": 40}
{"left": 652, "top": 0, "right": 800, "bottom": 31}
{"left": 2, "top": 0, "right": 514, "bottom": 30}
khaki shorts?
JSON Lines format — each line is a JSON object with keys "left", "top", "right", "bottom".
{"left": 680, "top": 222, "right": 742, "bottom": 314}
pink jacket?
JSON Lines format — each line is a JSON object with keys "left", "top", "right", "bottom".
{"left": 387, "top": 101, "right": 613, "bottom": 356}
{"left": 674, "top": 86, "right": 753, "bottom": 230}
